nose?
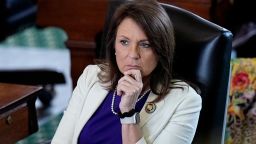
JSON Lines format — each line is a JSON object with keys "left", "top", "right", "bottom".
{"left": 128, "top": 44, "right": 140, "bottom": 59}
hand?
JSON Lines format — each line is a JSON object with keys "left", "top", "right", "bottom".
{"left": 117, "top": 69, "right": 143, "bottom": 113}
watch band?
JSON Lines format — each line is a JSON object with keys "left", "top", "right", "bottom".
{"left": 118, "top": 109, "right": 136, "bottom": 118}
{"left": 120, "top": 113, "right": 140, "bottom": 124}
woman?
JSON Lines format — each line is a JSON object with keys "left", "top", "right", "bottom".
{"left": 52, "top": 0, "right": 202, "bottom": 144}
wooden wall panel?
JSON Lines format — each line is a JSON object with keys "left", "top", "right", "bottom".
{"left": 159, "top": 0, "right": 211, "bottom": 19}
{"left": 37, "top": 0, "right": 108, "bottom": 87}
{"left": 37, "top": 0, "right": 211, "bottom": 87}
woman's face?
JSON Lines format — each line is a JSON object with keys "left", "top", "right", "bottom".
{"left": 115, "top": 17, "right": 158, "bottom": 78}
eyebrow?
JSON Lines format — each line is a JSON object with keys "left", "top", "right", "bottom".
{"left": 118, "top": 35, "right": 149, "bottom": 42}
{"left": 119, "top": 35, "right": 129, "bottom": 39}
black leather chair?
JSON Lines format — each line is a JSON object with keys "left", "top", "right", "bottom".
{"left": 98, "top": 2, "right": 233, "bottom": 144}
{"left": 161, "top": 4, "right": 232, "bottom": 144}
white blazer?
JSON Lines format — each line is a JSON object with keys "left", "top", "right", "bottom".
{"left": 51, "top": 65, "right": 202, "bottom": 144}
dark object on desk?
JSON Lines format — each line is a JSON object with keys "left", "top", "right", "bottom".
{"left": 0, "top": 70, "right": 65, "bottom": 107}
{"left": 0, "top": 83, "right": 42, "bottom": 144}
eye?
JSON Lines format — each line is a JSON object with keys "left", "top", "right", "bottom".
{"left": 120, "top": 40, "right": 129, "bottom": 46}
{"left": 139, "top": 42, "right": 151, "bottom": 48}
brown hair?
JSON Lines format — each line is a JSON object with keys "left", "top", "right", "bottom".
{"left": 98, "top": 0, "right": 176, "bottom": 102}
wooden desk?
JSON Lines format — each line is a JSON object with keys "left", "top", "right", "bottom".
{"left": 0, "top": 83, "right": 42, "bottom": 144}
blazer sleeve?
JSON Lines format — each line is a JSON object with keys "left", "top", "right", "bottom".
{"left": 137, "top": 87, "right": 202, "bottom": 144}
{"left": 51, "top": 65, "right": 94, "bottom": 144}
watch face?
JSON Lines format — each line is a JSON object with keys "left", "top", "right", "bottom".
{"left": 120, "top": 113, "right": 141, "bottom": 124}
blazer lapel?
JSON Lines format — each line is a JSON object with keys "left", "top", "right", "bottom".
{"left": 76, "top": 82, "right": 108, "bottom": 133}
{"left": 139, "top": 92, "right": 164, "bottom": 127}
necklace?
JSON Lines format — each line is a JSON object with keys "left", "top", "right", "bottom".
{"left": 111, "top": 89, "right": 151, "bottom": 115}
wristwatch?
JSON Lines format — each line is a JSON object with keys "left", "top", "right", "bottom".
{"left": 120, "top": 112, "right": 140, "bottom": 124}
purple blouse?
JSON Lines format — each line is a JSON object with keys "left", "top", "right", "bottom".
{"left": 78, "top": 90, "right": 150, "bottom": 144}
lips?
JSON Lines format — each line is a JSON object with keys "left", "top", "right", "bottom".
{"left": 125, "top": 65, "right": 141, "bottom": 70}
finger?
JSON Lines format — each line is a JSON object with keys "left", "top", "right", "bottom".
{"left": 116, "top": 87, "right": 123, "bottom": 96}
{"left": 121, "top": 75, "right": 137, "bottom": 84}
{"left": 118, "top": 76, "right": 142, "bottom": 93}
{"left": 116, "top": 83, "right": 131, "bottom": 97}
{"left": 117, "top": 78, "right": 139, "bottom": 92}
{"left": 118, "top": 80, "right": 133, "bottom": 89}
{"left": 118, "top": 77, "right": 133, "bottom": 88}
{"left": 117, "top": 79, "right": 132, "bottom": 96}
{"left": 124, "top": 69, "right": 142, "bottom": 82}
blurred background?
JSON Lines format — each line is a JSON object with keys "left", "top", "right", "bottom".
{"left": 0, "top": 0, "right": 72, "bottom": 118}
{"left": 0, "top": 0, "right": 72, "bottom": 143}
{"left": 1, "top": 0, "right": 256, "bottom": 143}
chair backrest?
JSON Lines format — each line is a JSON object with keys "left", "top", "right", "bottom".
{"left": 98, "top": 2, "right": 233, "bottom": 144}
{"left": 161, "top": 4, "right": 233, "bottom": 144}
